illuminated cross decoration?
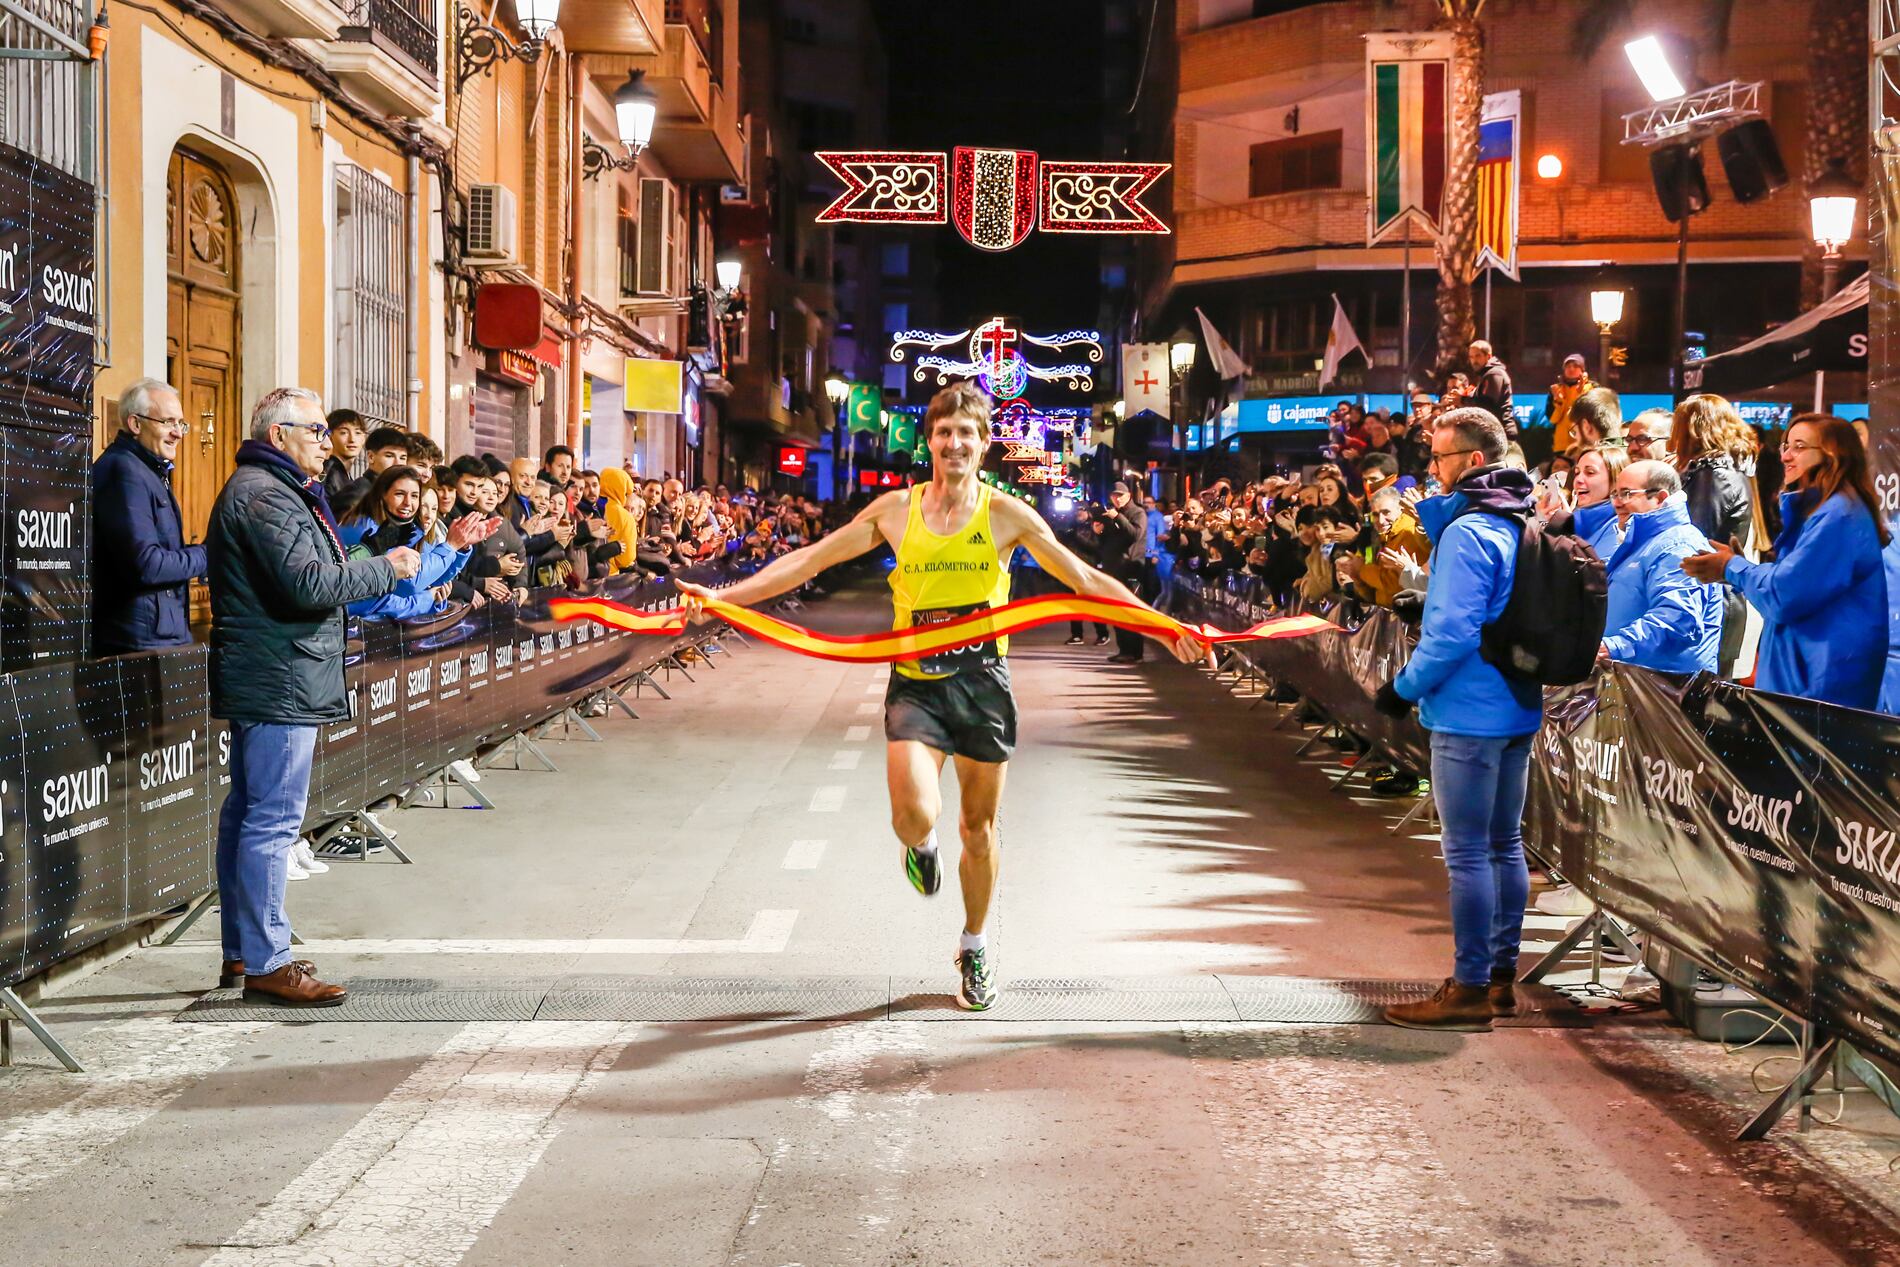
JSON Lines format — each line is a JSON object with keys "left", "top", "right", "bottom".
{"left": 977, "top": 320, "right": 1018, "bottom": 378}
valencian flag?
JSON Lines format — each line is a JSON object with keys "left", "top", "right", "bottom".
{"left": 1476, "top": 90, "right": 1522, "bottom": 280}
{"left": 1365, "top": 32, "right": 1451, "bottom": 245}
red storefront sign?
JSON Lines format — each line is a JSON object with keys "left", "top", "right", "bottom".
{"left": 778, "top": 447, "right": 806, "bottom": 476}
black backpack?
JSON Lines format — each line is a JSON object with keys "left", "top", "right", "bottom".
{"left": 1477, "top": 515, "right": 1608, "bottom": 686}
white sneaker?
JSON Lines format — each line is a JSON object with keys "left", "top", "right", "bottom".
{"left": 450, "top": 758, "right": 481, "bottom": 784}
{"left": 1534, "top": 884, "right": 1594, "bottom": 917}
{"left": 294, "top": 841, "right": 330, "bottom": 874}
{"left": 285, "top": 855, "right": 310, "bottom": 881}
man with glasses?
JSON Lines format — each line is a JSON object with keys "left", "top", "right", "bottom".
{"left": 207, "top": 387, "right": 421, "bottom": 1007}
{"left": 93, "top": 378, "right": 208, "bottom": 655}
{"left": 1596, "top": 460, "right": 1721, "bottom": 674}
{"left": 1624, "top": 408, "right": 1674, "bottom": 463}
{"left": 1372, "top": 407, "right": 1542, "bottom": 1032}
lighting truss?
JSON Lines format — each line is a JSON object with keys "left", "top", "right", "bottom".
{"left": 1620, "top": 80, "right": 1763, "bottom": 148}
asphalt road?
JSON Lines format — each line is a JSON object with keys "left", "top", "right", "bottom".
{"left": 2, "top": 583, "right": 1896, "bottom": 1267}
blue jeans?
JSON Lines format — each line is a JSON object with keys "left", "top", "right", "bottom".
{"left": 216, "top": 722, "right": 318, "bottom": 974}
{"left": 1429, "top": 731, "right": 1534, "bottom": 987}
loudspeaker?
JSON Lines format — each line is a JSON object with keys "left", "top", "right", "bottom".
{"left": 1649, "top": 143, "right": 1712, "bottom": 222}
{"left": 1717, "top": 119, "right": 1790, "bottom": 204}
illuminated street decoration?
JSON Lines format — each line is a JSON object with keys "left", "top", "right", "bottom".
{"left": 817, "top": 148, "right": 1170, "bottom": 251}
{"left": 890, "top": 318, "right": 1105, "bottom": 393}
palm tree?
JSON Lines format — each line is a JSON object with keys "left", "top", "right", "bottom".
{"left": 1432, "top": 0, "right": 1487, "bottom": 376}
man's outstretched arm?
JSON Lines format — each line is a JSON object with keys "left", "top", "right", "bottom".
{"left": 993, "top": 499, "right": 1205, "bottom": 663}
{"left": 676, "top": 492, "right": 897, "bottom": 614}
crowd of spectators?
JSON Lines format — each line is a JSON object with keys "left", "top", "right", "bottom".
{"left": 308, "top": 421, "right": 839, "bottom": 622}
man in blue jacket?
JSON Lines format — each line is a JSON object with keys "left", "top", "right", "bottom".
{"left": 92, "top": 378, "right": 207, "bottom": 655}
{"left": 1373, "top": 407, "right": 1542, "bottom": 1032}
{"left": 1599, "top": 461, "right": 1721, "bottom": 674}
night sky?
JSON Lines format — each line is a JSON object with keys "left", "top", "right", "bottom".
{"left": 871, "top": 0, "right": 1111, "bottom": 331}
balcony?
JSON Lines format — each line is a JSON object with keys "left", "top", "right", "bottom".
{"left": 216, "top": 0, "right": 344, "bottom": 39}
{"left": 319, "top": 0, "right": 440, "bottom": 118}
{"left": 591, "top": 21, "right": 745, "bottom": 183}
{"left": 556, "top": 0, "right": 664, "bottom": 54}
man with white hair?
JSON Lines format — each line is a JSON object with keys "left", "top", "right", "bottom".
{"left": 92, "top": 377, "right": 206, "bottom": 654}
{"left": 206, "top": 387, "right": 421, "bottom": 1007}
{"left": 1598, "top": 459, "right": 1722, "bottom": 674}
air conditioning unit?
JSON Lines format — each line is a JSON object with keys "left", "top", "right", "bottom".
{"left": 465, "top": 183, "right": 519, "bottom": 268}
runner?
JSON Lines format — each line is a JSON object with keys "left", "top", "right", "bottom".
{"left": 677, "top": 382, "right": 1205, "bottom": 1010}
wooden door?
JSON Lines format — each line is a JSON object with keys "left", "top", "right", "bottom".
{"left": 165, "top": 148, "right": 241, "bottom": 546}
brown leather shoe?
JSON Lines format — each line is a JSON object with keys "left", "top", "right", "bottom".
{"left": 242, "top": 961, "right": 347, "bottom": 1008}
{"left": 1384, "top": 978, "right": 1494, "bottom": 1032}
{"left": 220, "top": 958, "right": 314, "bottom": 990}
{"left": 1489, "top": 975, "right": 1518, "bottom": 1017}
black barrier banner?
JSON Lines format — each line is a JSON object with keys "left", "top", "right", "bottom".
{"left": 0, "top": 565, "right": 713, "bottom": 989}
{"left": 0, "top": 143, "right": 94, "bottom": 427}
{"left": 1, "top": 421, "right": 91, "bottom": 670}
{"left": 1170, "top": 575, "right": 1900, "bottom": 1067}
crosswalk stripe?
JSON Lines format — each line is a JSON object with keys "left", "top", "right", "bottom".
{"left": 854, "top": 702, "right": 880, "bottom": 716}
{"left": 782, "top": 839, "right": 828, "bottom": 870}
{"left": 0, "top": 1017, "right": 269, "bottom": 1202}
{"left": 199, "top": 1020, "right": 638, "bottom": 1267}
{"left": 280, "top": 909, "right": 800, "bottom": 958}
{"left": 844, "top": 725, "right": 872, "bottom": 742}
{"left": 828, "top": 749, "right": 861, "bottom": 771}
{"left": 809, "top": 786, "right": 846, "bottom": 812}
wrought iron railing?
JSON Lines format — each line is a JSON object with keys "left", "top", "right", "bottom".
{"left": 0, "top": 0, "right": 94, "bottom": 179}
{"left": 338, "top": 0, "right": 439, "bottom": 85}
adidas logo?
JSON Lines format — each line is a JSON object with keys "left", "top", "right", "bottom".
{"left": 966, "top": 530, "right": 988, "bottom": 545}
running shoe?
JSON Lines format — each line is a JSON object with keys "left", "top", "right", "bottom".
{"left": 955, "top": 947, "right": 996, "bottom": 1011}
{"left": 905, "top": 845, "right": 941, "bottom": 896}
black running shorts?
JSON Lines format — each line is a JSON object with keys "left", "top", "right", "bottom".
{"left": 884, "top": 660, "right": 1017, "bottom": 763}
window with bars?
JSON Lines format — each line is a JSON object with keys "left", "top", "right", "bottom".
{"left": 333, "top": 164, "right": 406, "bottom": 427}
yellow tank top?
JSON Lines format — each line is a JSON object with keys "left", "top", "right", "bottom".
{"left": 889, "top": 484, "right": 1011, "bottom": 681}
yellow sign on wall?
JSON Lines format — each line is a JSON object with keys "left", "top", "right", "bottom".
{"left": 624, "top": 358, "right": 684, "bottom": 414}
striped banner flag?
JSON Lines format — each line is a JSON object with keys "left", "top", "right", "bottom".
{"left": 1365, "top": 32, "right": 1452, "bottom": 245}
{"left": 1476, "top": 89, "right": 1522, "bottom": 280}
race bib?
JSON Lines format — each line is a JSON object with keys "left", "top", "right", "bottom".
{"left": 908, "top": 602, "right": 1001, "bottom": 676}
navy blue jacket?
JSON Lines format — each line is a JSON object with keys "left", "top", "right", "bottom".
{"left": 91, "top": 431, "right": 207, "bottom": 653}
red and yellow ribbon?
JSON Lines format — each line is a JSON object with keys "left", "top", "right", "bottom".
{"left": 549, "top": 592, "right": 1335, "bottom": 666}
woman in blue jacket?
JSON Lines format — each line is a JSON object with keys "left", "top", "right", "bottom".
{"left": 339, "top": 465, "right": 497, "bottom": 620}
{"left": 1683, "top": 414, "right": 1889, "bottom": 710}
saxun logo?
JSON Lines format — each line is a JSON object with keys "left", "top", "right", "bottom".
{"left": 16, "top": 503, "right": 75, "bottom": 550}
{"left": 1572, "top": 736, "right": 1622, "bottom": 783}
{"left": 139, "top": 732, "right": 196, "bottom": 790}
{"left": 40, "top": 263, "right": 93, "bottom": 315}
{"left": 1834, "top": 817, "right": 1900, "bottom": 886}
{"left": 0, "top": 241, "right": 18, "bottom": 294}
{"left": 1640, "top": 754, "right": 1703, "bottom": 810}
{"left": 42, "top": 761, "right": 107, "bottom": 821}
{"left": 1726, "top": 787, "right": 1803, "bottom": 848}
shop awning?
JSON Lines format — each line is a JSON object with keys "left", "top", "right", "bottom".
{"left": 1684, "top": 272, "right": 1867, "bottom": 395}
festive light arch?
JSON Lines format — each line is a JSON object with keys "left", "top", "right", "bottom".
{"left": 817, "top": 147, "right": 1170, "bottom": 251}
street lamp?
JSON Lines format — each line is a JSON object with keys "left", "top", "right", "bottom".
{"left": 715, "top": 252, "right": 744, "bottom": 295}
{"left": 582, "top": 72, "right": 662, "bottom": 180}
{"left": 1535, "top": 154, "right": 1563, "bottom": 180}
{"left": 1808, "top": 158, "right": 1859, "bottom": 298}
{"left": 824, "top": 373, "right": 850, "bottom": 407}
{"left": 455, "top": 0, "right": 561, "bottom": 91}
{"left": 1169, "top": 333, "right": 1198, "bottom": 377}
{"left": 1590, "top": 286, "right": 1626, "bottom": 386}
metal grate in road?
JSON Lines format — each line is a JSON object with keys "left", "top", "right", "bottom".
{"left": 174, "top": 975, "right": 1585, "bottom": 1026}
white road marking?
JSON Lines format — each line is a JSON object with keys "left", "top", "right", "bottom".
{"left": 0, "top": 1017, "right": 269, "bottom": 1202}
{"left": 782, "top": 839, "right": 828, "bottom": 870}
{"left": 230, "top": 910, "right": 799, "bottom": 957}
{"left": 854, "top": 702, "right": 880, "bottom": 716}
{"left": 828, "top": 750, "right": 862, "bottom": 771}
{"left": 1186, "top": 1025, "right": 1502, "bottom": 1265}
{"left": 200, "top": 1020, "right": 638, "bottom": 1267}
{"left": 809, "top": 785, "right": 846, "bottom": 813}
{"left": 844, "top": 725, "right": 872, "bottom": 743}
{"left": 865, "top": 681, "right": 883, "bottom": 695}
